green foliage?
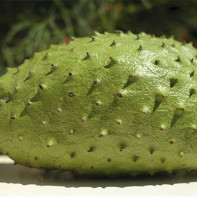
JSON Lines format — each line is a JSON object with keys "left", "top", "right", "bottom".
{"left": 0, "top": 0, "right": 121, "bottom": 68}
{"left": 0, "top": 0, "right": 197, "bottom": 68}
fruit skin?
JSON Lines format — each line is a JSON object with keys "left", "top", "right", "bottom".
{"left": 0, "top": 31, "right": 197, "bottom": 176}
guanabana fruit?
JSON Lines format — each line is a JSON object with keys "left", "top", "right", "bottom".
{"left": 0, "top": 31, "right": 197, "bottom": 176}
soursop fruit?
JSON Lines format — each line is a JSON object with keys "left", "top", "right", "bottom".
{"left": 1, "top": 31, "right": 197, "bottom": 176}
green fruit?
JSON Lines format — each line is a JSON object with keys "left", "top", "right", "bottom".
{"left": 1, "top": 31, "right": 197, "bottom": 176}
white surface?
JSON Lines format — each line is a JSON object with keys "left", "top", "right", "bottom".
{"left": 0, "top": 155, "right": 14, "bottom": 164}
{"left": 0, "top": 156, "right": 197, "bottom": 197}
{"left": 0, "top": 182, "right": 197, "bottom": 197}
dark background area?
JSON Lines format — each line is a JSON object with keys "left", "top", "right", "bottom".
{"left": 0, "top": 0, "right": 197, "bottom": 70}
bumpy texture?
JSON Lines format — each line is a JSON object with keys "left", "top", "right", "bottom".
{"left": 1, "top": 31, "right": 197, "bottom": 176}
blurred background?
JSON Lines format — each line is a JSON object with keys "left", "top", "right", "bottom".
{"left": 0, "top": 0, "right": 197, "bottom": 72}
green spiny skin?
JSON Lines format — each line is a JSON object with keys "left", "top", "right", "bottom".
{"left": 1, "top": 31, "right": 197, "bottom": 176}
